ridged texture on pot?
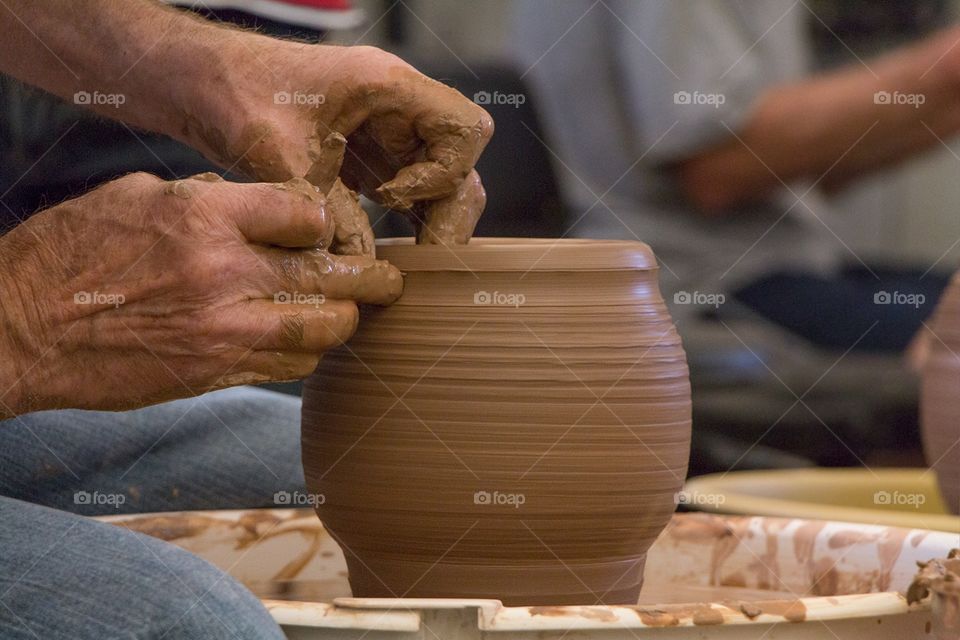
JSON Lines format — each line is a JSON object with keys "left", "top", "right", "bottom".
{"left": 921, "top": 272, "right": 960, "bottom": 515}
{"left": 302, "top": 239, "right": 691, "bottom": 605}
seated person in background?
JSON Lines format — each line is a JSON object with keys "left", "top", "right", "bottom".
{"left": 513, "top": 0, "right": 957, "bottom": 352}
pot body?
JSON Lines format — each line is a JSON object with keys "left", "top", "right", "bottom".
{"left": 921, "top": 274, "right": 960, "bottom": 515}
{"left": 302, "top": 239, "right": 691, "bottom": 605}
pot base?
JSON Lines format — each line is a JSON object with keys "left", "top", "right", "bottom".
{"left": 342, "top": 554, "right": 646, "bottom": 606}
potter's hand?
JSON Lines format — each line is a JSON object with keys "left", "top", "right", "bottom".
{"left": 185, "top": 44, "right": 493, "bottom": 247}
{"left": 0, "top": 172, "right": 402, "bottom": 416}
{"left": 0, "top": 2, "right": 491, "bottom": 248}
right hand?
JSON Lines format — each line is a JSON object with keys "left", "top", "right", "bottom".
{"left": 183, "top": 43, "right": 493, "bottom": 246}
{"left": 0, "top": 172, "right": 402, "bottom": 415}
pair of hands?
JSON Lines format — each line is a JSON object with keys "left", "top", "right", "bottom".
{"left": 0, "top": 43, "right": 493, "bottom": 416}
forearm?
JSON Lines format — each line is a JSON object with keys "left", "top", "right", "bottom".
{"left": 0, "top": 0, "right": 249, "bottom": 145}
{"left": 680, "top": 28, "right": 960, "bottom": 211}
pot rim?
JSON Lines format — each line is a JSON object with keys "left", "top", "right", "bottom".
{"left": 375, "top": 238, "right": 657, "bottom": 272}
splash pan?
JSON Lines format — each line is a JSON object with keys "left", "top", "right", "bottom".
{"left": 95, "top": 510, "right": 957, "bottom": 638}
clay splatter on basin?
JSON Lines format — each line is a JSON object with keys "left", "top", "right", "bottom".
{"left": 99, "top": 508, "right": 956, "bottom": 636}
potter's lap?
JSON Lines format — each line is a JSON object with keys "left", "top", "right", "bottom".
{"left": 0, "top": 496, "right": 283, "bottom": 639}
{"left": 0, "top": 386, "right": 306, "bottom": 515}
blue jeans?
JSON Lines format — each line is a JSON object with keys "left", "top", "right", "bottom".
{"left": 0, "top": 386, "right": 305, "bottom": 638}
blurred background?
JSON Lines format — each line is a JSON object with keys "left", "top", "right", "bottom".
{"left": 3, "top": 0, "right": 960, "bottom": 480}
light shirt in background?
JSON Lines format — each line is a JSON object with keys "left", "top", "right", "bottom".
{"left": 511, "top": 0, "right": 841, "bottom": 305}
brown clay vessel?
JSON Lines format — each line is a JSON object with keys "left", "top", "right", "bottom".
{"left": 301, "top": 238, "right": 691, "bottom": 605}
{"left": 921, "top": 271, "right": 960, "bottom": 515}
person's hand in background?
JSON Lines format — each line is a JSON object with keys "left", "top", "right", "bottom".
{"left": 0, "top": 172, "right": 402, "bottom": 417}
{"left": 675, "top": 23, "right": 960, "bottom": 213}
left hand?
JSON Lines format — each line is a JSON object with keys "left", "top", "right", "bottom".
{"left": 182, "top": 43, "right": 493, "bottom": 248}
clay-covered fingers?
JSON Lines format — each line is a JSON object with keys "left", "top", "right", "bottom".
{"left": 375, "top": 84, "right": 493, "bottom": 211}
{"left": 188, "top": 175, "right": 334, "bottom": 249}
{"left": 326, "top": 179, "right": 375, "bottom": 257}
{"left": 418, "top": 169, "right": 486, "bottom": 246}
{"left": 298, "top": 133, "right": 375, "bottom": 257}
{"left": 304, "top": 132, "right": 348, "bottom": 194}
{"left": 253, "top": 247, "right": 402, "bottom": 305}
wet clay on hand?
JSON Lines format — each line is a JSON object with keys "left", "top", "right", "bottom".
{"left": 326, "top": 178, "right": 375, "bottom": 257}
{"left": 414, "top": 169, "right": 485, "bottom": 246}
{"left": 301, "top": 238, "right": 692, "bottom": 605}
{"left": 336, "top": 126, "right": 487, "bottom": 247}
{"left": 302, "top": 132, "right": 376, "bottom": 257}
{"left": 190, "top": 48, "right": 491, "bottom": 248}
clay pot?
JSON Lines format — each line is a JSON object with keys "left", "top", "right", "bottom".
{"left": 921, "top": 272, "right": 960, "bottom": 515}
{"left": 301, "top": 238, "right": 691, "bottom": 605}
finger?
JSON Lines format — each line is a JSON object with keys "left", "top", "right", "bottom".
{"left": 304, "top": 131, "right": 348, "bottom": 193}
{"left": 211, "top": 352, "right": 322, "bottom": 389}
{"left": 327, "top": 178, "right": 375, "bottom": 257}
{"left": 253, "top": 247, "right": 403, "bottom": 305}
{"left": 376, "top": 99, "right": 494, "bottom": 210}
{"left": 418, "top": 169, "right": 486, "bottom": 245}
{"left": 205, "top": 178, "right": 334, "bottom": 248}
{"left": 245, "top": 298, "right": 359, "bottom": 352}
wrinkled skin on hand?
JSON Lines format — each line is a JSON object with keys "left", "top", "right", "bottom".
{"left": 0, "top": 172, "right": 402, "bottom": 415}
{"left": 183, "top": 45, "right": 493, "bottom": 249}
